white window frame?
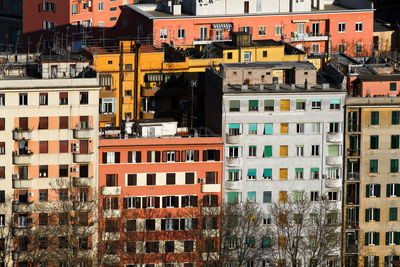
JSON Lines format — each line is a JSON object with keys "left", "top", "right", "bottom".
{"left": 366, "top": 232, "right": 376, "bottom": 246}
{"left": 311, "top": 43, "right": 320, "bottom": 54}
{"left": 329, "top": 122, "right": 340, "bottom": 133}
{"left": 311, "top": 191, "right": 319, "bottom": 201}
{"left": 355, "top": 22, "right": 363, "bottom": 32}
{"left": 126, "top": 197, "right": 138, "bottom": 209}
{"left": 101, "top": 98, "right": 115, "bottom": 114}
{"left": 228, "top": 146, "right": 239, "bottom": 158}
{"left": 275, "top": 25, "right": 283, "bottom": 35}
{"left": 243, "top": 51, "right": 252, "bottom": 62}
{"left": 296, "top": 123, "right": 304, "bottom": 134}
{"left": 369, "top": 184, "right": 378, "bottom": 197}
{"left": 367, "top": 208, "right": 379, "bottom": 222}
{"left": 98, "top": 2, "right": 104, "bottom": 11}
{"left": 0, "top": 214, "right": 4, "bottom": 227}
{"left": 166, "top": 151, "right": 176, "bottom": 162}
{"left": 296, "top": 146, "right": 304, "bottom": 157}
{"left": 165, "top": 196, "right": 175, "bottom": 208}
{"left": 106, "top": 152, "right": 116, "bottom": 163}
{"left": 328, "top": 168, "right": 340, "bottom": 179}
{"left": 178, "top": 28, "right": 186, "bottom": 39}
{"left": 295, "top": 169, "right": 303, "bottom": 179}
{"left": 258, "top": 26, "right": 266, "bottom": 36}
{"left": 249, "top": 146, "right": 256, "bottom": 157}
{"left": 311, "top": 145, "right": 320, "bottom": 156}
{"left": 312, "top": 100, "right": 321, "bottom": 110}
{"left": 160, "top": 29, "right": 168, "bottom": 40}
{"left": 311, "top": 122, "right": 320, "bottom": 133}
{"left": 338, "top": 23, "right": 346, "bottom": 33}
{"left": 389, "top": 184, "right": 396, "bottom": 197}
{"left": 186, "top": 150, "right": 195, "bottom": 162}
{"left": 215, "top": 29, "right": 223, "bottom": 40}
{"left": 228, "top": 170, "right": 240, "bottom": 181}
{"left": 328, "top": 191, "right": 338, "bottom": 201}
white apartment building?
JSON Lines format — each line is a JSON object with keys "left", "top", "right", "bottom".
{"left": 0, "top": 55, "right": 100, "bottom": 267}
{"left": 205, "top": 62, "right": 346, "bottom": 265}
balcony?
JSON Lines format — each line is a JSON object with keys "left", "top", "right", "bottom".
{"left": 103, "top": 254, "right": 120, "bottom": 263}
{"left": 225, "top": 180, "right": 242, "bottom": 190}
{"left": 201, "top": 229, "right": 219, "bottom": 238}
{"left": 290, "top": 32, "right": 329, "bottom": 42}
{"left": 141, "top": 110, "right": 155, "bottom": 119}
{"left": 12, "top": 130, "right": 32, "bottom": 141}
{"left": 73, "top": 153, "right": 93, "bottom": 163}
{"left": 73, "top": 177, "right": 93, "bottom": 187}
{"left": 201, "top": 184, "right": 221, "bottom": 193}
{"left": 325, "top": 179, "right": 342, "bottom": 188}
{"left": 226, "top": 157, "right": 242, "bottom": 167}
{"left": 193, "top": 36, "right": 232, "bottom": 45}
{"left": 201, "top": 207, "right": 220, "bottom": 216}
{"left": 102, "top": 232, "right": 120, "bottom": 241}
{"left": 347, "top": 149, "right": 360, "bottom": 157}
{"left": 13, "top": 179, "right": 33, "bottom": 189}
{"left": 12, "top": 227, "right": 31, "bottom": 237}
{"left": 12, "top": 201, "right": 32, "bottom": 213}
{"left": 73, "top": 201, "right": 92, "bottom": 211}
{"left": 345, "top": 245, "right": 358, "bottom": 254}
{"left": 347, "top": 172, "right": 360, "bottom": 181}
{"left": 73, "top": 128, "right": 93, "bottom": 139}
{"left": 102, "top": 186, "right": 121, "bottom": 196}
{"left": 12, "top": 153, "right": 33, "bottom": 165}
{"left": 346, "top": 221, "right": 359, "bottom": 230}
{"left": 326, "top": 156, "right": 342, "bottom": 165}
{"left": 102, "top": 209, "right": 121, "bottom": 218}
{"left": 326, "top": 133, "right": 341, "bottom": 143}
{"left": 141, "top": 86, "right": 160, "bottom": 97}
{"left": 226, "top": 134, "right": 243, "bottom": 144}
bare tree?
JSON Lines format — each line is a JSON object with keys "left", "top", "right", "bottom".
{"left": 267, "top": 193, "right": 341, "bottom": 267}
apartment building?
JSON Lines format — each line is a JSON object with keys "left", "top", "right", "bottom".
{"left": 119, "top": 0, "right": 373, "bottom": 56}
{"left": 98, "top": 120, "right": 223, "bottom": 267}
{"left": 205, "top": 61, "right": 346, "bottom": 266}
{"left": 0, "top": 54, "right": 100, "bottom": 267}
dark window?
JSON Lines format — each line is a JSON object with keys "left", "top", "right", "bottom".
{"left": 39, "top": 141, "right": 48, "bottom": 153}
{"left": 0, "top": 191, "right": 4, "bottom": 203}
{"left": 203, "top": 194, "right": 218, "bottom": 207}
{"left": 19, "top": 93, "right": 28, "bottom": 106}
{"left": 59, "top": 213, "right": 68, "bottom": 225}
{"left": 390, "top": 82, "right": 397, "bottom": 91}
{"left": 59, "top": 116, "right": 68, "bottom": 129}
{"left": 146, "top": 174, "right": 156, "bottom": 185}
{"left": 371, "top": 111, "right": 379, "bottom": 125}
{"left": 39, "top": 190, "right": 48, "bottom": 201}
{"left": 126, "top": 241, "right": 136, "bottom": 253}
{"left": 106, "top": 174, "right": 118, "bottom": 186}
{"left": 59, "top": 92, "right": 68, "bottom": 105}
{"left": 39, "top": 165, "right": 48, "bottom": 178}
{"left": 19, "top": 117, "right": 28, "bottom": 130}
{"left": 227, "top": 52, "right": 233, "bottom": 59}
{"left": 127, "top": 174, "right": 137, "bottom": 186}
{"left": 79, "top": 237, "right": 89, "bottom": 250}
{"left": 39, "top": 213, "right": 48, "bottom": 225}
{"left": 205, "top": 239, "right": 217, "bottom": 252}
{"left": 145, "top": 219, "right": 156, "bottom": 231}
{"left": 39, "top": 117, "right": 48, "bottom": 129}
{"left": 145, "top": 242, "right": 159, "bottom": 253}
{"left": 80, "top": 92, "right": 88, "bottom": 104}
{"left": 59, "top": 165, "right": 68, "bottom": 177}
{"left": 263, "top": 51, "right": 267, "bottom": 57}
{"left": 165, "top": 241, "right": 174, "bottom": 253}
{"left": 39, "top": 237, "right": 48, "bottom": 249}
{"left": 203, "top": 149, "right": 220, "bottom": 161}
{"left": 166, "top": 173, "right": 176, "bottom": 185}
{"left": 0, "top": 118, "right": 4, "bottom": 130}
{"left": 185, "top": 172, "right": 195, "bottom": 184}
{"left": 59, "top": 140, "right": 68, "bottom": 153}
{"left": 370, "top": 136, "right": 379, "bottom": 149}
{"left": 184, "top": 241, "right": 194, "bottom": 252}
{"left": 0, "top": 167, "right": 5, "bottom": 179}
{"left": 126, "top": 220, "right": 136, "bottom": 232}
{"left": 206, "top": 172, "right": 217, "bottom": 184}
{"left": 0, "top": 142, "right": 4, "bottom": 154}
{"left": 393, "top": 111, "right": 400, "bottom": 125}
{"left": 59, "top": 189, "right": 68, "bottom": 201}
{"left": 39, "top": 93, "right": 48, "bottom": 105}
{"left": 77, "top": 212, "right": 88, "bottom": 226}
{"left": 59, "top": 236, "right": 68, "bottom": 249}
{"left": 80, "top": 164, "right": 88, "bottom": 178}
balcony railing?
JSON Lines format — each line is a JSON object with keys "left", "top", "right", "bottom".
{"left": 73, "top": 153, "right": 93, "bottom": 163}
{"left": 226, "top": 134, "right": 243, "bottom": 144}
{"left": 12, "top": 129, "right": 32, "bottom": 141}
{"left": 12, "top": 152, "right": 33, "bottom": 165}
{"left": 226, "top": 157, "right": 242, "bottom": 167}
{"left": 347, "top": 172, "right": 360, "bottom": 181}
{"left": 290, "top": 32, "right": 329, "bottom": 42}
{"left": 347, "top": 149, "right": 360, "bottom": 157}
{"left": 346, "top": 220, "right": 359, "bottom": 229}
{"left": 73, "top": 128, "right": 93, "bottom": 139}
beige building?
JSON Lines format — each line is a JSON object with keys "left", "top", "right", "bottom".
{"left": 344, "top": 97, "right": 400, "bottom": 266}
{"left": 0, "top": 54, "right": 100, "bottom": 267}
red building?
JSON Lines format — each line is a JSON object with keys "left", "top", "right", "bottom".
{"left": 119, "top": 2, "right": 374, "bottom": 57}
{"left": 22, "top": 0, "right": 135, "bottom": 50}
{"left": 98, "top": 121, "right": 223, "bottom": 266}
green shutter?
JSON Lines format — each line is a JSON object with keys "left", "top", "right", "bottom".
{"left": 263, "top": 191, "right": 271, "bottom": 203}
{"left": 386, "top": 232, "right": 389, "bottom": 245}
{"left": 391, "top": 135, "right": 399, "bottom": 149}
{"left": 264, "top": 123, "right": 273, "bottom": 135}
{"left": 311, "top": 168, "right": 319, "bottom": 172}
{"left": 249, "top": 123, "right": 257, "bottom": 132}
{"left": 228, "top": 192, "right": 238, "bottom": 203}
{"left": 391, "top": 159, "right": 399, "bottom": 173}
{"left": 370, "top": 160, "right": 378, "bottom": 173}
{"left": 396, "top": 232, "right": 400, "bottom": 245}
{"left": 295, "top": 168, "right": 303, "bottom": 173}
{"left": 365, "top": 209, "right": 370, "bottom": 222}
{"left": 249, "top": 100, "right": 258, "bottom": 107}
{"left": 370, "top": 136, "right": 379, "bottom": 149}
{"left": 364, "top": 257, "right": 368, "bottom": 266}
{"left": 229, "top": 123, "right": 240, "bottom": 129}
{"left": 376, "top": 208, "right": 380, "bottom": 221}
{"left": 377, "top": 184, "right": 381, "bottom": 197}
{"left": 264, "top": 100, "right": 274, "bottom": 110}
{"left": 365, "top": 233, "right": 369, "bottom": 245}
{"left": 371, "top": 111, "right": 379, "bottom": 125}
{"left": 387, "top": 184, "right": 391, "bottom": 197}
{"left": 375, "top": 232, "right": 379, "bottom": 245}
{"left": 390, "top": 207, "right": 398, "bottom": 221}
{"left": 396, "top": 184, "right": 400, "bottom": 196}
{"left": 230, "top": 100, "right": 240, "bottom": 109}
{"left": 264, "top": 146, "right": 272, "bottom": 157}
{"left": 247, "top": 191, "right": 256, "bottom": 202}
{"left": 248, "top": 169, "right": 256, "bottom": 177}
{"left": 330, "top": 98, "right": 340, "bottom": 104}
{"left": 366, "top": 184, "right": 370, "bottom": 198}
{"left": 262, "top": 237, "right": 271, "bottom": 248}
{"left": 328, "top": 145, "right": 339, "bottom": 156}
{"left": 263, "top": 168, "right": 272, "bottom": 178}
{"left": 392, "top": 111, "right": 400, "bottom": 125}
{"left": 385, "top": 256, "right": 389, "bottom": 266}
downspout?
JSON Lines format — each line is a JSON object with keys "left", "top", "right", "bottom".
{"left": 134, "top": 43, "right": 141, "bottom": 119}
{"left": 119, "top": 42, "right": 124, "bottom": 127}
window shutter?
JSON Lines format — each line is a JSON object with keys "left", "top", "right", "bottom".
{"left": 203, "top": 196, "right": 210, "bottom": 207}
{"left": 136, "top": 151, "right": 141, "bottom": 163}
{"left": 174, "top": 196, "right": 179, "bottom": 208}
{"left": 376, "top": 184, "right": 381, "bottom": 197}
{"left": 173, "top": 219, "right": 179, "bottom": 230}
{"left": 376, "top": 209, "right": 380, "bottom": 221}
{"left": 181, "top": 196, "right": 187, "bottom": 207}
{"left": 366, "top": 184, "right": 370, "bottom": 197}
{"left": 147, "top": 151, "right": 152, "bottom": 162}
{"left": 387, "top": 184, "right": 391, "bottom": 197}
{"left": 128, "top": 152, "right": 132, "bottom": 163}
{"left": 192, "top": 218, "right": 198, "bottom": 229}
{"left": 211, "top": 195, "right": 218, "bottom": 206}
{"left": 162, "top": 197, "right": 167, "bottom": 208}
{"left": 216, "top": 150, "right": 220, "bottom": 161}
{"left": 142, "top": 197, "right": 147, "bottom": 209}
{"left": 115, "top": 152, "right": 120, "bottom": 163}
{"left": 365, "top": 209, "right": 370, "bottom": 222}
{"left": 386, "top": 232, "right": 389, "bottom": 245}
{"left": 155, "top": 151, "right": 161, "bottom": 162}
{"left": 194, "top": 150, "right": 199, "bottom": 161}
{"left": 203, "top": 150, "right": 207, "bottom": 161}
{"left": 364, "top": 257, "right": 368, "bottom": 267}
{"left": 162, "top": 151, "right": 167, "bottom": 162}
{"left": 396, "top": 232, "right": 400, "bottom": 245}
{"left": 396, "top": 184, "right": 400, "bottom": 196}
{"left": 365, "top": 233, "right": 369, "bottom": 245}
{"left": 180, "top": 219, "right": 185, "bottom": 230}
{"left": 181, "top": 150, "right": 186, "bottom": 162}
{"left": 161, "top": 219, "right": 166, "bottom": 231}
{"left": 135, "top": 197, "right": 141, "bottom": 209}
{"left": 0, "top": 118, "right": 4, "bottom": 130}
{"left": 375, "top": 232, "right": 379, "bottom": 245}
{"left": 102, "top": 152, "right": 107, "bottom": 164}
{"left": 175, "top": 151, "right": 180, "bottom": 162}
{"left": 385, "top": 256, "right": 389, "bottom": 266}
{"left": 155, "top": 197, "right": 160, "bottom": 208}
{"left": 123, "top": 198, "right": 127, "bottom": 209}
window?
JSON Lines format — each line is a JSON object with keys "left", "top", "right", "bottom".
{"left": 355, "top": 22, "right": 363, "bottom": 32}
{"left": 39, "top": 93, "right": 48, "bottom": 105}
{"left": 0, "top": 94, "right": 4, "bottom": 106}
{"left": 39, "top": 165, "right": 48, "bottom": 178}
{"left": 166, "top": 173, "right": 176, "bottom": 185}
{"left": 390, "top": 82, "right": 397, "bottom": 91}
{"left": 184, "top": 241, "right": 194, "bottom": 252}
{"left": 39, "top": 117, "right": 48, "bottom": 129}
{"left": 59, "top": 165, "right": 68, "bottom": 177}
{"left": 248, "top": 169, "right": 256, "bottom": 180}
{"left": 160, "top": 29, "right": 168, "bottom": 39}
{"left": 391, "top": 159, "right": 399, "bottom": 173}
{"left": 263, "top": 191, "right": 271, "bottom": 203}
{"left": 330, "top": 99, "right": 340, "bottom": 110}
{"left": 280, "top": 123, "right": 288, "bottom": 134}
{"left": 80, "top": 92, "right": 88, "bottom": 104}
{"left": 146, "top": 174, "right": 156, "bottom": 185}
{"left": 206, "top": 172, "right": 216, "bottom": 184}
{"left": 39, "top": 237, "right": 48, "bottom": 249}
{"left": 102, "top": 152, "right": 120, "bottom": 164}
{"left": 229, "top": 100, "right": 240, "bottom": 112}
{"left": 39, "top": 190, "right": 48, "bottom": 202}
{"left": 311, "top": 168, "right": 319, "bottom": 179}
{"left": 311, "top": 43, "right": 320, "bottom": 54}
{"left": 279, "top": 191, "right": 287, "bottom": 202}
{"left": 294, "top": 191, "right": 303, "bottom": 201}
{"left": 392, "top": 111, "right": 400, "bottom": 125}
{"left": 338, "top": 23, "right": 346, "bottom": 33}
{"left": 263, "top": 214, "right": 271, "bottom": 225}
{"left": 248, "top": 100, "right": 258, "bottom": 111}
{"left": 264, "top": 100, "right": 274, "bottom": 111}
{"left": 0, "top": 167, "right": 4, "bottom": 179}
{"left": 296, "top": 99, "right": 305, "bottom": 110}
{"left": 295, "top": 168, "right": 303, "bottom": 179}
{"left": 0, "top": 143, "right": 4, "bottom": 155}
{"left": 311, "top": 122, "right": 320, "bottom": 133}
{"left": 243, "top": 51, "right": 252, "bottom": 62}
{"left": 280, "top": 145, "right": 288, "bottom": 157}
{"left": 387, "top": 184, "right": 400, "bottom": 197}
{"left": 59, "top": 116, "right": 69, "bottom": 129}
{"left": 106, "top": 174, "right": 118, "bottom": 186}
{"left": 178, "top": 28, "right": 186, "bottom": 39}
{"left": 370, "top": 159, "right": 378, "bottom": 173}
{"left": 98, "top": 2, "right": 104, "bottom": 11}
{"left": 275, "top": 25, "right": 283, "bottom": 35}
{"left": 365, "top": 232, "right": 379, "bottom": 246}
{"left": 19, "top": 93, "right": 27, "bottom": 106}
{"left": 228, "top": 169, "right": 240, "bottom": 181}
{"left": 365, "top": 208, "right": 380, "bottom": 222}
{"left": 39, "top": 141, "right": 48, "bottom": 153}
{"left": 127, "top": 174, "right": 137, "bottom": 186}
{"left": 279, "top": 168, "right": 287, "bottom": 180}
{"left": 72, "top": 4, "right": 78, "bottom": 14}
{"left": 124, "top": 197, "right": 141, "bottom": 209}
{"left": 128, "top": 151, "right": 142, "bottom": 163}
{"left": 311, "top": 99, "right": 321, "bottom": 110}
{"left": 227, "top": 52, "right": 233, "bottom": 59}
{"left": 110, "top": 17, "right": 116, "bottom": 21}
{"left": 366, "top": 184, "right": 381, "bottom": 198}
{"left": 0, "top": 214, "right": 4, "bottom": 227}
{"left": 227, "top": 192, "right": 238, "bottom": 204}
{"left": 247, "top": 145, "right": 257, "bottom": 157}
{"left": 59, "top": 92, "right": 68, "bottom": 105}
{"left": 328, "top": 191, "right": 338, "bottom": 201}
{"left": 280, "top": 100, "right": 290, "bottom": 111}
{"left": 329, "top": 122, "right": 340, "bottom": 133}
{"left": 248, "top": 123, "right": 257, "bottom": 134}
{"left": 296, "top": 123, "right": 304, "bottom": 134}
{"left": 328, "top": 145, "right": 339, "bottom": 156}
{"left": 101, "top": 98, "right": 116, "bottom": 114}
{"left": 110, "top": 7, "right": 117, "bottom": 12}
{"left": 338, "top": 43, "right": 346, "bottom": 53}
{"left": 258, "top": 168, "right": 271, "bottom": 181}
{"left": 389, "top": 207, "right": 398, "bottom": 221}
{"left": 228, "top": 146, "right": 239, "bottom": 159}
{"left": 43, "top": 21, "right": 56, "bottom": 31}
{"left": 259, "top": 26, "right": 266, "bottom": 35}
{"left": 355, "top": 43, "right": 363, "bottom": 54}
{"left": 263, "top": 146, "right": 272, "bottom": 158}
{"left": 263, "top": 123, "right": 273, "bottom": 135}
{"left": 311, "top": 191, "right": 319, "bottom": 201}
{"left": 39, "top": 213, "right": 48, "bottom": 226}
{"left": 311, "top": 145, "right": 319, "bottom": 156}
{"left": 296, "top": 145, "right": 304, "bottom": 157}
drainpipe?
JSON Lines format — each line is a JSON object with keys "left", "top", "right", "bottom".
{"left": 119, "top": 42, "right": 124, "bottom": 127}
{"left": 134, "top": 43, "right": 141, "bottom": 119}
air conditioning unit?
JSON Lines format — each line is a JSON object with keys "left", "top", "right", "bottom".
{"left": 12, "top": 174, "right": 19, "bottom": 179}
{"left": 71, "top": 143, "right": 79, "bottom": 153}
{"left": 28, "top": 192, "right": 34, "bottom": 197}
{"left": 198, "top": 178, "right": 205, "bottom": 183}
{"left": 70, "top": 167, "right": 78, "bottom": 172}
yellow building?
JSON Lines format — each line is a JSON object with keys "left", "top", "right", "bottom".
{"left": 88, "top": 34, "right": 308, "bottom": 128}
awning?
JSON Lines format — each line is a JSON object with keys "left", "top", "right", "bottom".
{"left": 99, "top": 73, "right": 113, "bottom": 86}
{"left": 212, "top": 23, "right": 233, "bottom": 29}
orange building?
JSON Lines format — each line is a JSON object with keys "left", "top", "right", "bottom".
{"left": 98, "top": 120, "right": 223, "bottom": 267}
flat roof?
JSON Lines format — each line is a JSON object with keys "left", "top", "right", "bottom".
{"left": 358, "top": 74, "right": 400, "bottom": 82}
{"left": 127, "top": 4, "right": 373, "bottom": 20}
{"left": 223, "top": 83, "right": 346, "bottom": 94}
{"left": 374, "top": 19, "right": 393, "bottom": 32}
{"left": 220, "top": 61, "right": 315, "bottom": 70}
{"left": 346, "top": 96, "right": 400, "bottom": 106}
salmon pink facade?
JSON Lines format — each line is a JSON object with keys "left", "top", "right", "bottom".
{"left": 99, "top": 136, "right": 223, "bottom": 267}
